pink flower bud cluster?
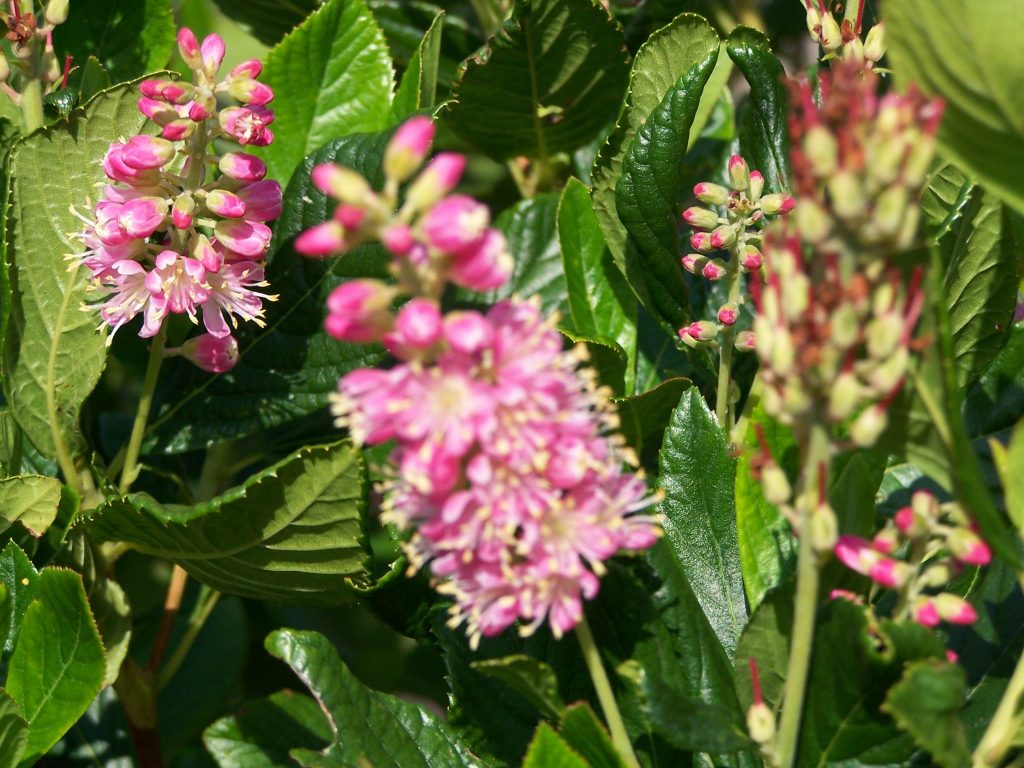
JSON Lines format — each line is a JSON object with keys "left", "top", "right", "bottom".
{"left": 74, "top": 28, "right": 281, "bottom": 373}
{"left": 296, "top": 118, "right": 660, "bottom": 646}
{"left": 833, "top": 490, "right": 990, "bottom": 628}
{"left": 752, "top": 226, "right": 925, "bottom": 446}
{"left": 789, "top": 62, "right": 942, "bottom": 259}
{"left": 679, "top": 154, "right": 794, "bottom": 350}
{"left": 295, "top": 116, "right": 512, "bottom": 299}
{"left": 802, "top": 1, "right": 884, "bottom": 64}
{"left": 0, "top": 0, "right": 69, "bottom": 105}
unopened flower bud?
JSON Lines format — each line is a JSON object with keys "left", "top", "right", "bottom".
{"left": 324, "top": 279, "right": 396, "bottom": 342}
{"left": 0, "top": 54, "right": 11, "bottom": 84}
{"left": 683, "top": 206, "right": 719, "bottom": 230}
{"left": 828, "top": 372, "right": 861, "bottom": 421}
{"left": 809, "top": 503, "right": 838, "bottom": 553}
{"left": 735, "top": 330, "right": 756, "bottom": 351}
{"left": 828, "top": 171, "right": 865, "bottom": 221}
{"left": 874, "top": 185, "right": 908, "bottom": 238}
{"left": 690, "top": 232, "right": 714, "bottom": 253}
{"left": 805, "top": 4, "right": 822, "bottom": 36}
{"left": 679, "top": 321, "right": 718, "bottom": 346}
{"left": 740, "top": 244, "right": 763, "bottom": 271}
{"left": 864, "top": 23, "right": 886, "bottom": 62}
{"left": 385, "top": 298, "right": 442, "bottom": 355}
{"left": 946, "top": 528, "right": 992, "bottom": 566}
{"left": 45, "top": 0, "right": 69, "bottom": 25}
{"left": 405, "top": 152, "right": 466, "bottom": 212}
{"left": 918, "top": 561, "right": 957, "bottom": 589}
{"left": 794, "top": 199, "right": 831, "bottom": 243}
{"left": 177, "top": 28, "right": 202, "bottom": 70}
{"left": 912, "top": 598, "right": 941, "bottom": 628}
{"left": 830, "top": 303, "right": 860, "bottom": 349}
{"left": 710, "top": 225, "right": 737, "bottom": 249}
{"left": 681, "top": 253, "right": 707, "bottom": 274}
{"left": 850, "top": 405, "right": 886, "bottom": 447}
{"left": 694, "top": 181, "right": 729, "bottom": 206}
{"left": 384, "top": 116, "right": 435, "bottom": 184}
{"left": 869, "top": 557, "right": 912, "bottom": 588}
{"left": 818, "top": 12, "right": 842, "bottom": 51}
{"left": 934, "top": 593, "right": 977, "bottom": 625}
{"left": 759, "top": 193, "right": 795, "bottom": 217}
{"left": 717, "top": 303, "right": 738, "bottom": 326}
{"left": 728, "top": 155, "right": 750, "bottom": 191}
{"left": 872, "top": 527, "right": 899, "bottom": 555}
{"left": 702, "top": 258, "right": 727, "bottom": 280}
{"left": 311, "top": 163, "right": 373, "bottom": 206}
{"left": 804, "top": 125, "right": 839, "bottom": 178}
{"left": 747, "top": 703, "right": 775, "bottom": 745}
{"left": 748, "top": 170, "right": 765, "bottom": 201}
{"left": 911, "top": 490, "right": 941, "bottom": 522}
{"left": 866, "top": 314, "right": 902, "bottom": 359}
{"left": 760, "top": 462, "right": 791, "bottom": 506}
{"left": 179, "top": 333, "right": 239, "bottom": 373}
{"left": 172, "top": 194, "right": 195, "bottom": 230}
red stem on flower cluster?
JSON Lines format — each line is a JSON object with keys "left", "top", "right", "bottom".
{"left": 749, "top": 657, "right": 765, "bottom": 705}
{"left": 61, "top": 55, "right": 72, "bottom": 89}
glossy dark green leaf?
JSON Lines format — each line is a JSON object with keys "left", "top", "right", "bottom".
{"left": 522, "top": 723, "right": 588, "bottom": 768}
{"left": 796, "top": 601, "right": 947, "bottom": 767}
{"left": 558, "top": 178, "right": 637, "bottom": 392}
{"left": 656, "top": 388, "right": 746, "bottom": 655}
{"left": 591, "top": 13, "right": 721, "bottom": 273}
{"left": 53, "top": 0, "right": 175, "bottom": 83}
{"left": 87, "top": 441, "right": 371, "bottom": 602}
{"left": 734, "top": 405, "right": 797, "bottom": 611}
{"left": 645, "top": 673, "right": 754, "bottom": 753}
{"left": 615, "top": 43, "right": 719, "bottom": 332}
{"left": 562, "top": 331, "right": 627, "bottom": 396}
{"left": 733, "top": 583, "right": 793, "bottom": 713}
{"left": 887, "top": 0, "right": 1024, "bottom": 216}
{"left": 256, "top": 0, "right": 394, "bottom": 183}
{"left": 267, "top": 628, "right": 480, "bottom": 767}
{"left": 443, "top": 0, "right": 629, "bottom": 160}
{"left": 613, "top": 377, "right": 689, "bottom": 471}
{"left": 204, "top": 690, "right": 332, "bottom": 767}
{"left": 964, "top": 325, "right": 1024, "bottom": 440}
{"left": 369, "top": 0, "right": 476, "bottom": 90}
{"left": 390, "top": 11, "right": 444, "bottom": 120}
{"left": 726, "top": 27, "right": 790, "bottom": 194}
{"left": 559, "top": 704, "right": 626, "bottom": 768}
{"left": 883, "top": 661, "right": 970, "bottom": 768}
{"left": 471, "top": 655, "right": 565, "bottom": 721}
{"left": 0, "top": 687, "right": 27, "bottom": 768}
{"left": 7, "top": 568, "right": 105, "bottom": 764}
{"left": 0, "top": 542, "right": 37, "bottom": 657}
{"left": 208, "top": 0, "right": 320, "bottom": 45}
{"left": 147, "top": 132, "right": 392, "bottom": 453}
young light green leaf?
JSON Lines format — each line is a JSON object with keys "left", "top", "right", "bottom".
{"left": 615, "top": 41, "right": 720, "bottom": 332}
{"left": 256, "top": 0, "right": 394, "bottom": 182}
{"left": 558, "top": 704, "right": 626, "bottom": 768}
{"left": 591, "top": 13, "right": 720, "bottom": 273}
{"left": 443, "top": 0, "right": 629, "bottom": 161}
{"left": 7, "top": 568, "right": 105, "bottom": 765}
{"left": 0, "top": 687, "right": 27, "bottom": 768}
{"left": 267, "top": 628, "right": 482, "bottom": 767}
{"left": 887, "top": 0, "right": 1024, "bottom": 216}
{"left": 882, "top": 661, "right": 970, "bottom": 768}
{"left": 656, "top": 388, "right": 746, "bottom": 656}
{"left": 558, "top": 178, "right": 637, "bottom": 392}
{"left": 470, "top": 655, "right": 565, "bottom": 722}
{"left": 522, "top": 723, "right": 589, "bottom": 768}
{"left": 204, "top": 690, "right": 332, "bottom": 767}
{"left": 0, "top": 475, "right": 61, "bottom": 537}
{"left": 991, "top": 418, "right": 1024, "bottom": 529}
{"left": 3, "top": 80, "right": 148, "bottom": 460}
{"left": 390, "top": 11, "right": 444, "bottom": 120}
{"left": 87, "top": 441, "right": 371, "bottom": 602}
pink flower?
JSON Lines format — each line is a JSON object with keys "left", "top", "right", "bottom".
{"left": 422, "top": 195, "right": 490, "bottom": 254}
{"left": 144, "top": 250, "right": 209, "bottom": 320}
{"left": 236, "top": 180, "right": 282, "bottom": 222}
{"left": 201, "top": 262, "right": 272, "bottom": 337}
{"left": 383, "top": 116, "right": 435, "bottom": 182}
{"left": 213, "top": 219, "right": 271, "bottom": 257}
{"left": 206, "top": 189, "right": 247, "bottom": 218}
{"left": 121, "top": 135, "right": 175, "bottom": 170}
{"left": 384, "top": 298, "right": 442, "bottom": 354}
{"left": 200, "top": 33, "right": 225, "bottom": 76}
{"left": 179, "top": 333, "right": 239, "bottom": 373}
{"left": 323, "top": 280, "right": 395, "bottom": 343}
{"left": 294, "top": 220, "right": 345, "bottom": 257}
{"left": 447, "top": 229, "right": 513, "bottom": 291}
{"left": 219, "top": 106, "right": 275, "bottom": 146}
{"left": 177, "top": 28, "right": 201, "bottom": 69}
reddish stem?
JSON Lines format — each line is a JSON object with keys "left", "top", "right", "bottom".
{"left": 749, "top": 657, "right": 764, "bottom": 705}
{"left": 60, "top": 55, "right": 72, "bottom": 89}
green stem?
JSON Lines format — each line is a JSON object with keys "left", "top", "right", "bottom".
{"left": 775, "top": 422, "right": 830, "bottom": 768}
{"left": 715, "top": 241, "right": 745, "bottom": 432}
{"left": 119, "top": 324, "right": 167, "bottom": 494}
{"left": 158, "top": 587, "right": 220, "bottom": 690}
{"left": 972, "top": 574, "right": 1024, "bottom": 768}
{"left": 20, "top": 78, "right": 43, "bottom": 134}
{"left": 575, "top": 615, "right": 641, "bottom": 768}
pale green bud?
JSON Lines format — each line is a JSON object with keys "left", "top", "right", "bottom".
{"left": 0, "top": 54, "right": 9, "bottom": 84}
{"left": 850, "top": 405, "right": 887, "bottom": 447}
{"left": 869, "top": 138, "right": 905, "bottom": 187}
{"left": 805, "top": 5, "right": 822, "bottom": 37}
{"left": 804, "top": 125, "right": 839, "bottom": 177}
{"left": 864, "top": 23, "right": 886, "bottom": 62}
{"left": 747, "top": 703, "right": 776, "bottom": 745}
{"left": 918, "top": 561, "right": 956, "bottom": 589}
{"left": 828, "top": 372, "right": 862, "bottom": 421}
{"left": 831, "top": 302, "right": 861, "bottom": 349}
{"left": 842, "top": 37, "right": 865, "bottom": 62}
{"left": 903, "top": 135, "right": 936, "bottom": 187}
{"left": 749, "top": 171, "right": 765, "bottom": 201}
{"left": 761, "top": 462, "right": 791, "bottom": 506}
{"left": 782, "top": 381, "right": 812, "bottom": 417}
{"left": 769, "top": 329, "right": 796, "bottom": 375}
{"left": 867, "top": 347, "right": 908, "bottom": 393}
{"left": 867, "top": 313, "right": 903, "bottom": 359}
{"left": 795, "top": 199, "right": 832, "bottom": 243}
{"left": 809, "top": 503, "right": 838, "bottom": 553}
{"left": 818, "top": 12, "right": 842, "bottom": 51}
{"left": 45, "top": 0, "right": 69, "bottom": 25}
{"left": 828, "top": 170, "right": 865, "bottom": 221}
{"left": 874, "top": 185, "right": 909, "bottom": 238}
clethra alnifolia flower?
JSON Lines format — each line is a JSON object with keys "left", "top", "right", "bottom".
{"left": 73, "top": 28, "right": 281, "bottom": 372}
{"left": 295, "top": 118, "right": 661, "bottom": 646}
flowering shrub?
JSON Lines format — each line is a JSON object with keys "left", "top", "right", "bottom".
{"left": 0, "top": 1, "right": 1021, "bottom": 767}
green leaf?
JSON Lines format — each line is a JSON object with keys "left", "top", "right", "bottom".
{"left": 370, "top": 0, "right": 477, "bottom": 90}
{"left": 470, "top": 655, "right": 565, "bottom": 721}
{"left": 147, "top": 132, "right": 392, "bottom": 453}
{"left": 3, "top": 80, "right": 148, "bottom": 459}
{"left": 591, "top": 13, "right": 720, "bottom": 281}
{"left": 443, "top": 0, "right": 629, "bottom": 161}
{"left": 7, "top": 568, "right": 105, "bottom": 764}
{"left": 883, "top": 661, "right": 970, "bottom": 768}
{"left": 992, "top": 418, "right": 1024, "bottom": 529}
{"left": 256, "top": 0, "right": 394, "bottom": 183}
{"left": 796, "top": 601, "right": 947, "bottom": 767}
{"left": 0, "top": 475, "right": 61, "bottom": 537}
{"left": 523, "top": 723, "right": 588, "bottom": 768}
{"left": 204, "top": 690, "right": 332, "bottom": 767}
{"left": 208, "top": 0, "right": 320, "bottom": 46}
{"left": 87, "top": 574, "right": 131, "bottom": 689}
{"left": 615, "top": 31, "right": 720, "bottom": 332}
{"left": 613, "top": 377, "right": 689, "bottom": 470}
{"left": 562, "top": 331, "right": 626, "bottom": 396}
{"left": 727, "top": 26, "right": 790, "bottom": 193}
{"left": 87, "top": 441, "right": 371, "bottom": 602}
{"left": 0, "top": 542, "right": 37, "bottom": 657}
{"left": 390, "top": 11, "right": 444, "bottom": 120}
{"left": 656, "top": 388, "right": 746, "bottom": 656}
{"left": 476, "top": 193, "right": 568, "bottom": 316}
{"left": 558, "top": 178, "right": 637, "bottom": 393}
{"left": 733, "top": 583, "right": 793, "bottom": 713}
{"left": 0, "top": 687, "right": 27, "bottom": 768}
{"left": 266, "top": 628, "right": 481, "bottom": 767}
{"left": 53, "top": 0, "right": 175, "bottom": 83}
{"left": 645, "top": 673, "right": 754, "bottom": 753}
{"left": 886, "top": 0, "right": 1024, "bottom": 216}
{"left": 734, "top": 405, "right": 797, "bottom": 611}
{"left": 558, "top": 704, "right": 626, "bottom": 768}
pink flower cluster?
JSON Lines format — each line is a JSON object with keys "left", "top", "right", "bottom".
{"left": 833, "top": 490, "right": 989, "bottom": 628}
{"left": 74, "top": 28, "right": 281, "bottom": 372}
{"left": 296, "top": 118, "right": 660, "bottom": 645}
